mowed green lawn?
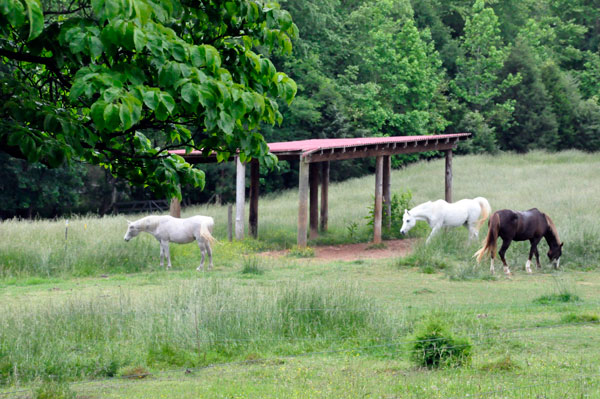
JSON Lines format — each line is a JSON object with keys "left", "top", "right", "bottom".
{"left": 1, "top": 151, "right": 600, "bottom": 398}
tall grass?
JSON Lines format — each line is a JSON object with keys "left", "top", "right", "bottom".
{"left": 0, "top": 280, "right": 396, "bottom": 385}
{"left": 1, "top": 150, "right": 599, "bottom": 278}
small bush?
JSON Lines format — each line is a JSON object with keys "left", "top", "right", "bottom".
{"left": 410, "top": 320, "right": 472, "bottom": 369}
{"left": 365, "top": 189, "right": 415, "bottom": 239}
{"left": 34, "top": 381, "right": 76, "bottom": 399}
{"left": 240, "top": 256, "right": 264, "bottom": 275}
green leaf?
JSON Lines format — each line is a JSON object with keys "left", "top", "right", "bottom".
{"left": 155, "top": 101, "right": 169, "bottom": 121}
{"left": 160, "top": 92, "right": 176, "bottom": 113}
{"left": 103, "top": 103, "right": 121, "bottom": 130}
{"left": 90, "top": 100, "right": 107, "bottom": 130}
{"left": 217, "top": 111, "right": 234, "bottom": 134}
{"left": 1, "top": 0, "right": 25, "bottom": 27}
{"left": 190, "top": 46, "right": 205, "bottom": 68}
{"left": 89, "top": 36, "right": 104, "bottom": 58}
{"left": 23, "top": 0, "right": 43, "bottom": 40}
{"left": 181, "top": 83, "right": 199, "bottom": 107}
{"left": 119, "top": 103, "right": 133, "bottom": 130}
{"left": 91, "top": 0, "right": 105, "bottom": 18}
{"left": 104, "top": 0, "right": 121, "bottom": 19}
{"left": 133, "top": 28, "right": 146, "bottom": 51}
{"left": 142, "top": 89, "right": 159, "bottom": 110}
{"left": 171, "top": 41, "right": 187, "bottom": 62}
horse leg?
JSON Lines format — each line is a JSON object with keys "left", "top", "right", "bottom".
{"left": 467, "top": 223, "right": 478, "bottom": 242}
{"left": 204, "top": 241, "right": 213, "bottom": 270}
{"left": 197, "top": 247, "right": 206, "bottom": 272}
{"left": 426, "top": 225, "right": 441, "bottom": 244}
{"left": 533, "top": 243, "right": 542, "bottom": 269}
{"left": 498, "top": 239, "right": 512, "bottom": 275}
{"left": 162, "top": 240, "right": 172, "bottom": 269}
{"left": 528, "top": 238, "right": 542, "bottom": 272}
{"left": 159, "top": 244, "right": 164, "bottom": 268}
{"left": 196, "top": 239, "right": 213, "bottom": 271}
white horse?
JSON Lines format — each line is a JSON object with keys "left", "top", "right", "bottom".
{"left": 124, "top": 215, "right": 215, "bottom": 271}
{"left": 400, "top": 197, "right": 491, "bottom": 244}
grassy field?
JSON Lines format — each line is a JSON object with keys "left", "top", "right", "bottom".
{"left": 1, "top": 151, "right": 600, "bottom": 398}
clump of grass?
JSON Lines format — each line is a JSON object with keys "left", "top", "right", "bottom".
{"left": 413, "top": 288, "right": 435, "bottom": 295}
{"left": 287, "top": 246, "right": 315, "bottom": 258}
{"left": 240, "top": 256, "right": 264, "bottom": 275}
{"left": 410, "top": 319, "right": 472, "bottom": 369}
{"left": 479, "top": 355, "right": 520, "bottom": 372}
{"left": 560, "top": 313, "right": 599, "bottom": 324}
{"left": 533, "top": 292, "right": 581, "bottom": 305}
{"left": 448, "top": 262, "right": 494, "bottom": 281}
{"left": 33, "top": 380, "right": 76, "bottom": 399}
{"left": 119, "top": 366, "right": 151, "bottom": 379}
{"left": 366, "top": 242, "right": 387, "bottom": 250}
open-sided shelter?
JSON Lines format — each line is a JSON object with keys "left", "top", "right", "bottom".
{"left": 172, "top": 133, "right": 471, "bottom": 247}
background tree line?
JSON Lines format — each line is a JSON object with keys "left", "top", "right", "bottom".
{"left": 2, "top": 0, "right": 599, "bottom": 218}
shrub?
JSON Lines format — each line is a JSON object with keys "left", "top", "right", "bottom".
{"left": 33, "top": 381, "right": 76, "bottom": 399}
{"left": 365, "top": 189, "right": 414, "bottom": 239}
{"left": 240, "top": 256, "right": 264, "bottom": 275}
{"left": 410, "top": 320, "right": 472, "bottom": 369}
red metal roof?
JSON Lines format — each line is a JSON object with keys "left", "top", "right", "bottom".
{"left": 171, "top": 133, "right": 471, "bottom": 162}
{"left": 267, "top": 134, "right": 470, "bottom": 153}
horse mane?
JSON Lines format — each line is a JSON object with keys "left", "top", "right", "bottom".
{"left": 136, "top": 215, "right": 162, "bottom": 231}
{"left": 544, "top": 214, "right": 561, "bottom": 244}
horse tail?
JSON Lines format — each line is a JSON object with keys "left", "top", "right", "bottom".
{"left": 198, "top": 218, "right": 217, "bottom": 245}
{"left": 474, "top": 197, "right": 492, "bottom": 231}
{"left": 474, "top": 212, "right": 500, "bottom": 263}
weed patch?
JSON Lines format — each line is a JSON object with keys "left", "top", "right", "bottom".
{"left": 410, "top": 319, "right": 472, "bottom": 369}
{"left": 560, "top": 313, "right": 599, "bottom": 324}
{"left": 479, "top": 355, "right": 520, "bottom": 372}
{"left": 533, "top": 292, "right": 581, "bottom": 305}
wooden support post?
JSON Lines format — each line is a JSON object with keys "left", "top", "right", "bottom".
{"left": 373, "top": 156, "right": 383, "bottom": 244}
{"left": 320, "top": 161, "right": 329, "bottom": 232}
{"left": 235, "top": 156, "right": 245, "bottom": 240}
{"left": 445, "top": 149, "right": 453, "bottom": 203}
{"left": 249, "top": 160, "right": 259, "bottom": 238}
{"left": 297, "top": 159, "right": 309, "bottom": 247}
{"left": 382, "top": 156, "right": 391, "bottom": 229}
{"left": 309, "top": 162, "right": 319, "bottom": 239}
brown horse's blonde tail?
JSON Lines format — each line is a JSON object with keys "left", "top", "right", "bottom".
{"left": 474, "top": 212, "right": 500, "bottom": 263}
{"left": 475, "top": 197, "right": 492, "bottom": 231}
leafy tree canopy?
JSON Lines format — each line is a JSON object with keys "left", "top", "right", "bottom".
{"left": 0, "top": 0, "right": 298, "bottom": 198}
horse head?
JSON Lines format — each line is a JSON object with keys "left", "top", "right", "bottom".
{"left": 547, "top": 242, "right": 563, "bottom": 269}
{"left": 400, "top": 209, "right": 416, "bottom": 235}
{"left": 123, "top": 220, "right": 140, "bottom": 241}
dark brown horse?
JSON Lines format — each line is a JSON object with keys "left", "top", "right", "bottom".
{"left": 474, "top": 208, "right": 563, "bottom": 275}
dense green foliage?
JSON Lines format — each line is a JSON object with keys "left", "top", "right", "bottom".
{"left": 2, "top": 0, "right": 600, "bottom": 217}
{"left": 0, "top": 0, "right": 298, "bottom": 201}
